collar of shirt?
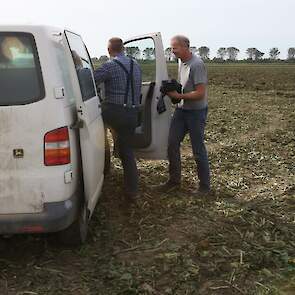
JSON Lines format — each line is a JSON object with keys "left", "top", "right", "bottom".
{"left": 115, "top": 52, "right": 125, "bottom": 59}
{"left": 183, "top": 54, "right": 194, "bottom": 66}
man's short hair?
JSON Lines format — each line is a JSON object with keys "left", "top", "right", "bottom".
{"left": 171, "top": 35, "right": 190, "bottom": 48}
{"left": 108, "top": 37, "right": 124, "bottom": 53}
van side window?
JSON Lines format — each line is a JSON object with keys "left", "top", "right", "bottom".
{"left": 65, "top": 32, "right": 96, "bottom": 101}
{"left": 0, "top": 33, "right": 45, "bottom": 105}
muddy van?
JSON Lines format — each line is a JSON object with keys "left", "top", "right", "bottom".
{"left": 0, "top": 25, "right": 105, "bottom": 245}
{"left": 0, "top": 25, "right": 173, "bottom": 245}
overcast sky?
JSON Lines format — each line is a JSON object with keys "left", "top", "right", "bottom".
{"left": 1, "top": 0, "right": 294, "bottom": 59}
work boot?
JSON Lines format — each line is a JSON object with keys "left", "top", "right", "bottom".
{"left": 152, "top": 180, "right": 181, "bottom": 193}
{"left": 191, "top": 186, "right": 216, "bottom": 200}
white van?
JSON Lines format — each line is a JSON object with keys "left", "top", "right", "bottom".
{"left": 0, "top": 25, "right": 172, "bottom": 245}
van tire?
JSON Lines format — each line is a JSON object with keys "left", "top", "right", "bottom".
{"left": 104, "top": 129, "right": 111, "bottom": 175}
{"left": 58, "top": 200, "right": 88, "bottom": 246}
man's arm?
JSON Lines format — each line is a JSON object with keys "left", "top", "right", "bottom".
{"left": 167, "top": 84, "right": 206, "bottom": 101}
{"left": 93, "top": 63, "right": 111, "bottom": 84}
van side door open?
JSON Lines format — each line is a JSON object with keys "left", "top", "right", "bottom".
{"left": 64, "top": 31, "right": 105, "bottom": 216}
{"left": 123, "top": 33, "right": 172, "bottom": 159}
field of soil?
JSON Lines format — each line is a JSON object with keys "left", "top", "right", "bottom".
{"left": 0, "top": 63, "right": 294, "bottom": 295}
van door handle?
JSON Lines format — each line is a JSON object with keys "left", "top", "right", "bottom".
{"left": 70, "top": 119, "right": 84, "bottom": 129}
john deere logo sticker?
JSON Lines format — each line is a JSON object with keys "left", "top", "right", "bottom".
{"left": 13, "top": 149, "right": 24, "bottom": 158}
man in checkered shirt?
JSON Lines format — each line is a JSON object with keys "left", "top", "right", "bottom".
{"left": 94, "top": 38, "right": 142, "bottom": 202}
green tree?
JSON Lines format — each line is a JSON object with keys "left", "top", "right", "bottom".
{"left": 125, "top": 46, "right": 141, "bottom": 59}
{"left": 198, "top": 46, "right": 210, "bottom": 60}
{"left": 165, "top": 47, "right": 176, "bottom": 61}
{"left": 98, "top": 55, "right": 109, "bottom": 63}
{"left": 246, "top": 48, "right": 256, "bottom": 60}
{"left": 269, "top": 47, "right": 280, "bottom": 60}
{"left": 246, "top": 48, "right": 264, "bottom": 61}
{"left": 287, "top": 47, "right": 295, "bottom": 59}
{"left": 142, "top": 47, "right": 155, "bottom": 60}
{"left": 227, "top": 47, "right": 239, "bottom": 61}
{"left": 217, "top": 47, "right": 227, "bottom": 60}
{"left": 254, "top": 49, "right": 264, "bottom": 61}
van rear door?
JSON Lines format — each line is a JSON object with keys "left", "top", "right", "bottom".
{"left": 0, "top": 32, "right": 46, "bottom": 214}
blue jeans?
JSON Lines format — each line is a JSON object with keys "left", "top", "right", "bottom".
{"left": 102, "top": 103, "right": 139, "bottom": 194}
{"left": 168, "top": 108, "right": 210, "bottom": 190}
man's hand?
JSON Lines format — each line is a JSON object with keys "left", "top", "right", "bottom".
{"left": 171, "top": 84, "right": 206, "bottom": 101}
{"left": 167, "top": 90, "right": 182, "bottom": 100}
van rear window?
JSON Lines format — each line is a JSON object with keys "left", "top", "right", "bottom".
{"left": 0, "top": 32, "right": 45, "bottom": 105}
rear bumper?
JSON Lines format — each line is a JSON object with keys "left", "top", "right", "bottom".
{"left": 0, "top": 192, "right": 80, "bottom": 234}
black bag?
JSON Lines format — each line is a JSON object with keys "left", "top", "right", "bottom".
{"left": 160, "top": 79, "right": 182, "bottom": 104}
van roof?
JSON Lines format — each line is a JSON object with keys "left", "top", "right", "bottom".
{"left": 0, "top": 24, "right": 74, "bottom": 35}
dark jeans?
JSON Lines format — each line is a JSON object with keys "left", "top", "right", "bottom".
{"left": 168, "top": 107, "right": 210, "bottom": 190}
{"left": 102, "top": 103, "right": 139, "bottom": 194}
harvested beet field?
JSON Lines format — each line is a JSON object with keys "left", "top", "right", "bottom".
{"left": 0, "top": 63, "right": 294, "bottom": 295}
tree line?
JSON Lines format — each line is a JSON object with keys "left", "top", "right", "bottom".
{"left": 93, "top": 46, "right": 295, "bottom": 63}
{"left": 166, "top": 46, "right": 295, "bottom": 62}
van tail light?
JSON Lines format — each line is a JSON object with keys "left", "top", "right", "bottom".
{"left": 44, "top": 127, "right": 70, "bottom": 166}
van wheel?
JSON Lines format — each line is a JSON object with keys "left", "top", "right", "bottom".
{"left": 104, "top": 130, "right": 111, "bottom": 175}
{"left": 58, "top": 201, "right": 88, "bottom": 246}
